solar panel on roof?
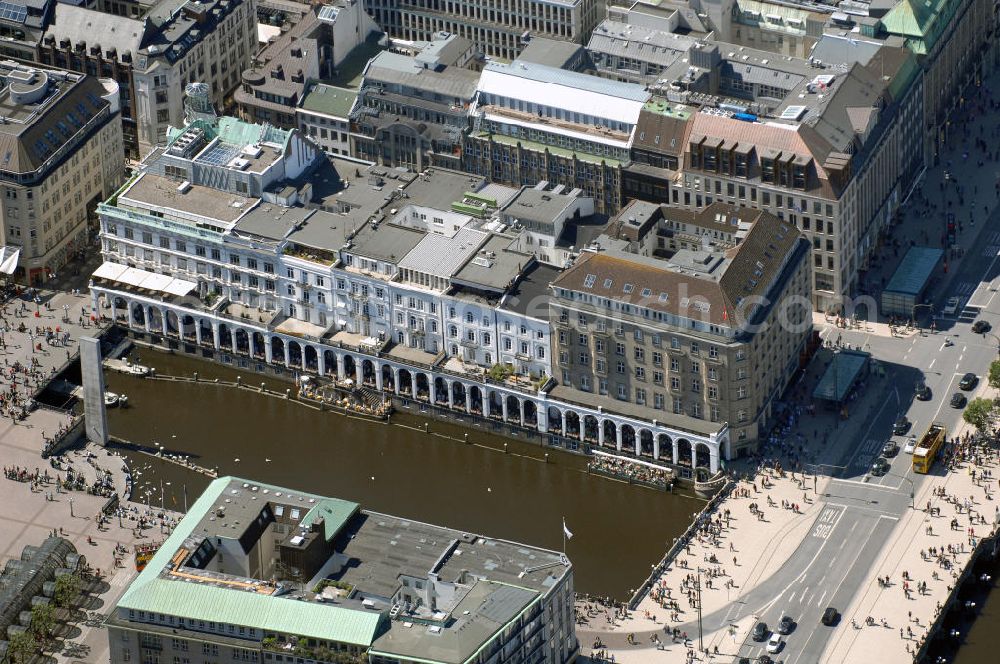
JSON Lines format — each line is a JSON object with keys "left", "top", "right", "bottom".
{"left": 198, "top": 143, "right": 241, "bottom": 166}
{"left": 0, "top": 1, "right": 27, "bottom": 24}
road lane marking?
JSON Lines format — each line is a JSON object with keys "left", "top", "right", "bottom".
{"left": 788, "top": 591, "right": 796, "bottom": 603}
{"left": 930, "top": 358, "right": 937, "bottom": 368}
{"left": 817, "top": 590, "right": 828, "bottom": 608}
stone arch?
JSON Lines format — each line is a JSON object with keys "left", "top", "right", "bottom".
{"left": 468, "top": 385, "right": 483, "bottom": 414}
{"left": 131, "top": 302, "right": 145, "bottom": 326}
{"left": 583, "top": 415, "right": 599, "bottom": 443}
{"left": 218, "top": 323, "right": 233, "bottom": 350}
{"left": 398, "top": 368, "right": 413, "bottom": 395}
{"left": 343, "top": 355, "right": 357, "bottom": 381}
{"left": 522, "top": 400, "right": 537, "bottom": 427}
{"left": 488, "top": 390, "right": 503, "bottom": 418}
{"left": 252, "top": 332, "right": 266, "bottom": 359}
{"left": 361, "top": 359, "right": 376, "bottom": 386}
{"left": 111, "top": 297, "right": 128, "bottom": 323}
{"left": 547, "top": 406, "right": 563, "bottom": 433}
{"left": 165, "top": 310, "right": 181, "bottom": 336}
{"left": 657, "top": 433, "right": 673, "bottom": 461}
{"left": 434, "top": 377, "right": 449, "bottom": 404}
{"left": 287, "top": 340, "right": 302, "bottom": 367}
{"left": 505, "top": 394, "right": 521, "bottom": 422}
{"left": 234, "top": 328, "right": 250, "bottom": 354}
{"left": 602, "top": 419, "right": 617, "bottom": 447}
{"left": 198, "top": 319, "right": 212, "bottom": 345}
{"left": 695, "top": 442, "right": 712, "bottom": 470}
{"left": 270, "top": 336, "right": 285, "bottom": 364}
{"left": 415, "top": 372, "right": 429, "bottom": 400}
{"left": 451, "top": 381, "right": 467, "bottom": 409}
{"left": 381, "top": 364, "right": 394, "bottom": 391}
{"left": 620, "top": 424, "right": 636, "bottom": 453}
{"left": 180, "top": 314, "right": 197, "bottom": 341}
{"left": 304, "top": 345, "right": 319, "bottom": 372}
{"left": 639, "top": 429, "right": 654, "bottom": 457}
{"left": 564, "top": 411, "right": 581, "bottom": 437}
{"left": 677, "top": 438, "right": 693, "bottom": 467}
{"left": 147, "top": 306, "right": 164, "bottom": 333}
{"left": 324, "top": 350, "right": 338, "bottom": 376}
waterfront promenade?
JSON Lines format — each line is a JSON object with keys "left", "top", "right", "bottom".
{"left": 0, "top": 288, "right": 181, "bottom": 663}
{"left": 577, "top": 444, "right": 998, "bottom": 663}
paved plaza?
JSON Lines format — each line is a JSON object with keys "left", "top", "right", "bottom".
{"left": 0, "top": 287, "right": 180, "bottom": 664}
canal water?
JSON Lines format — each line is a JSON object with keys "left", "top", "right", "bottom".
{"left": 103, "top": 349, "right": 703, "bottom": 599}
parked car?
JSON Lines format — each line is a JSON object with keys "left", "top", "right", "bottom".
{"left": 752, "top": 621, "right": 768, "bottom": 641}
{"left": 777, "top": 615, "right": 795, "bottom": 635}
{"left": 915, "top": 383, "right": 932, "bottom": 401}
{"left": 943, "top": 297, "right": 961, "bottom": 316}
{"left": 959, "top": 372, "right": 978, "bottom": 390}
{"left": 822, "top": 607, "right": 839, "bottom": 626}
{"left": 973, "top": 320, "right": 991, "bottom": 334}
{"left": 766, "top": 633, "right": 784, "bottom": 654}
{"left": 903, "top": 437, "right": 917, "bottom": 454}
{"left": 893, "top": 416, "right": 911, "bottom": 435}
{"left": 871, "top": 457, "right": 891, "bottom": 476}
{"left": 882, "top": 440, "right": 900, "bottom": 458}
{"left": 951, "top": 392, "right": 968, "bottom": 408}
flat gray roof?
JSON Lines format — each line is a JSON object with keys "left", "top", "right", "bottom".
{"left": 500, "top": 263, "right": 562, "bottom": 320}
{"left": 399, "top": 169, "right": 486, "bottom": 210}
{"left": 453, "top": 235, "right": 530, "bottom": 292}
{"left": 884, "top": 246, "right": 943, "bottom": 296}
{"left": 121, "top": 173, "right": 258, "bottom": 224}
{"left": 286, "top": 209, "right": 354, "bottom": 252}
{"left": 349, "top": 222, "right": 425, "bottom": 263}
{"left": 233, "top": 204, "right": 314, "bottom": 241}
{"left": 502, "top": 187, "right": 577, "bottom": 226}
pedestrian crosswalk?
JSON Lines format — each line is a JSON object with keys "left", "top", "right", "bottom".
{"left": 954, "top": 282, "right": 975, "bottom": 296}
{"left": 981, "top": 244, "right": 1000, "bottom": 258}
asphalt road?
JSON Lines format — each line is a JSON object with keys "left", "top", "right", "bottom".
{"left": 705, "top": 170, "right": 1000, "bottom": 664}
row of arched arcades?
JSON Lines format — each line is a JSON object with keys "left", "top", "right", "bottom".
{"left": 106, "top": 294, "right": 720, "bottom": 472}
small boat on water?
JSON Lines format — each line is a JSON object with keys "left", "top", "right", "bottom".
{"left": 122, "top": 361, "right": 151, "bottom": 376}
{"left": 104, "top": 392, "right": 120, "bottom": 407}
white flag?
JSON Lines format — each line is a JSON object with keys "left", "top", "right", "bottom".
{"left": 562, "top": 518, "right": 573, "bottom": 540}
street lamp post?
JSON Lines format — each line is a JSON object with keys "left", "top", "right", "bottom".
{"left": 69, "top": 497, "right": 74, "bottom": 518}
{"left": 885, "top": 472, "right": 916, "bottom": 509}
{"left": 696, "top": 569, "right": 704, "bottom": 653}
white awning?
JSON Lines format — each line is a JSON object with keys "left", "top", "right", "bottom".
{"left": 0, "top": 246, "right": 20, "bottom": 275}
{"left": 92, "top": 261, "right": 129, "bottom": 281}
{"left": 93, "top": 262, "right": 197, "bottom": 297}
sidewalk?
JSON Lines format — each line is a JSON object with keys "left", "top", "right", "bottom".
{"left": 577, "top": 471, "right": 824, "bottom": 661}
{"left": 821, "top": 401, "right": 1000, "bottom": 662}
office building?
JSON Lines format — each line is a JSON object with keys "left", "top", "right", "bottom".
{"left": 586, "top": 7, "right": 925, "bottom": 311}
{"left": 549, "top": 202, "right": 813, "bottom": 460}
{"left": 350, "top": 35, "right": 480, "bottom": 171}
{"left": 366, "top": 0, "right": 603, "bottom": 61}
{"left": 107, "top": 475, "right": 577, "bottom": 664}
{"left": 42, "top": 0, "right": 258, "bottom": 157}
{"left": 464, "top": 61, "right": 651, "bottom": 215}
{"left": 0, "top": 61, "right": 124, "bottom": 285}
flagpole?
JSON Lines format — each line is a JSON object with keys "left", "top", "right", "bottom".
{"left": 562, "top": 517, "right": 566, "bottom": 555}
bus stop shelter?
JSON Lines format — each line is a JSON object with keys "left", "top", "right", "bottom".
{"left": 813, "top": 349, "right": 871, "bottom": 408}
{"left": 880, "top": 247, "right": 944, "bottom": 318}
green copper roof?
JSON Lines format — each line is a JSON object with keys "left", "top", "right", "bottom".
{"left": 881, "top": 0, "right": 962, "bottom": 55}
{"left": 300, "top": 497, "right": 359, "bottom": 542}
{"left": 300, "top": 84, "right": 359, "bottom": 120}
{"left": 122, "top": 578, "right": 382, "bottom": 646}
{"left": 166, "top": 117, "right": 293, "bottom": 150}
{"left": 115, "top": 477, "right": 379, "bottom": 646}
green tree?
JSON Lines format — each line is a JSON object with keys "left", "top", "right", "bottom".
{"left": 988, "top": 360, "right": 1000, "bottom": 390}
{"left": 53, "top": 573, "right": 81, "bottom": 608}
{"left": 7, "top": 630, "right": 36, "bottom": 664}
{"left": 963, "top": 398, "right": 995, "bottom": 432}
{"left": 30, "top": 602, "right": 55, "bottom": 642}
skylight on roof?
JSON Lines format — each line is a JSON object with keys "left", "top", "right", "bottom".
{"left": 603, "top": 279, "right": 613, "bottom": 288}
{"left": 583, "top": 274, "right": 596, "bottom": 288}
{"left": 641, "top": 288, "right": 652, "bottom": 297}
{"left": 623, "top": 284, "right": 634, "bottom": 293}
